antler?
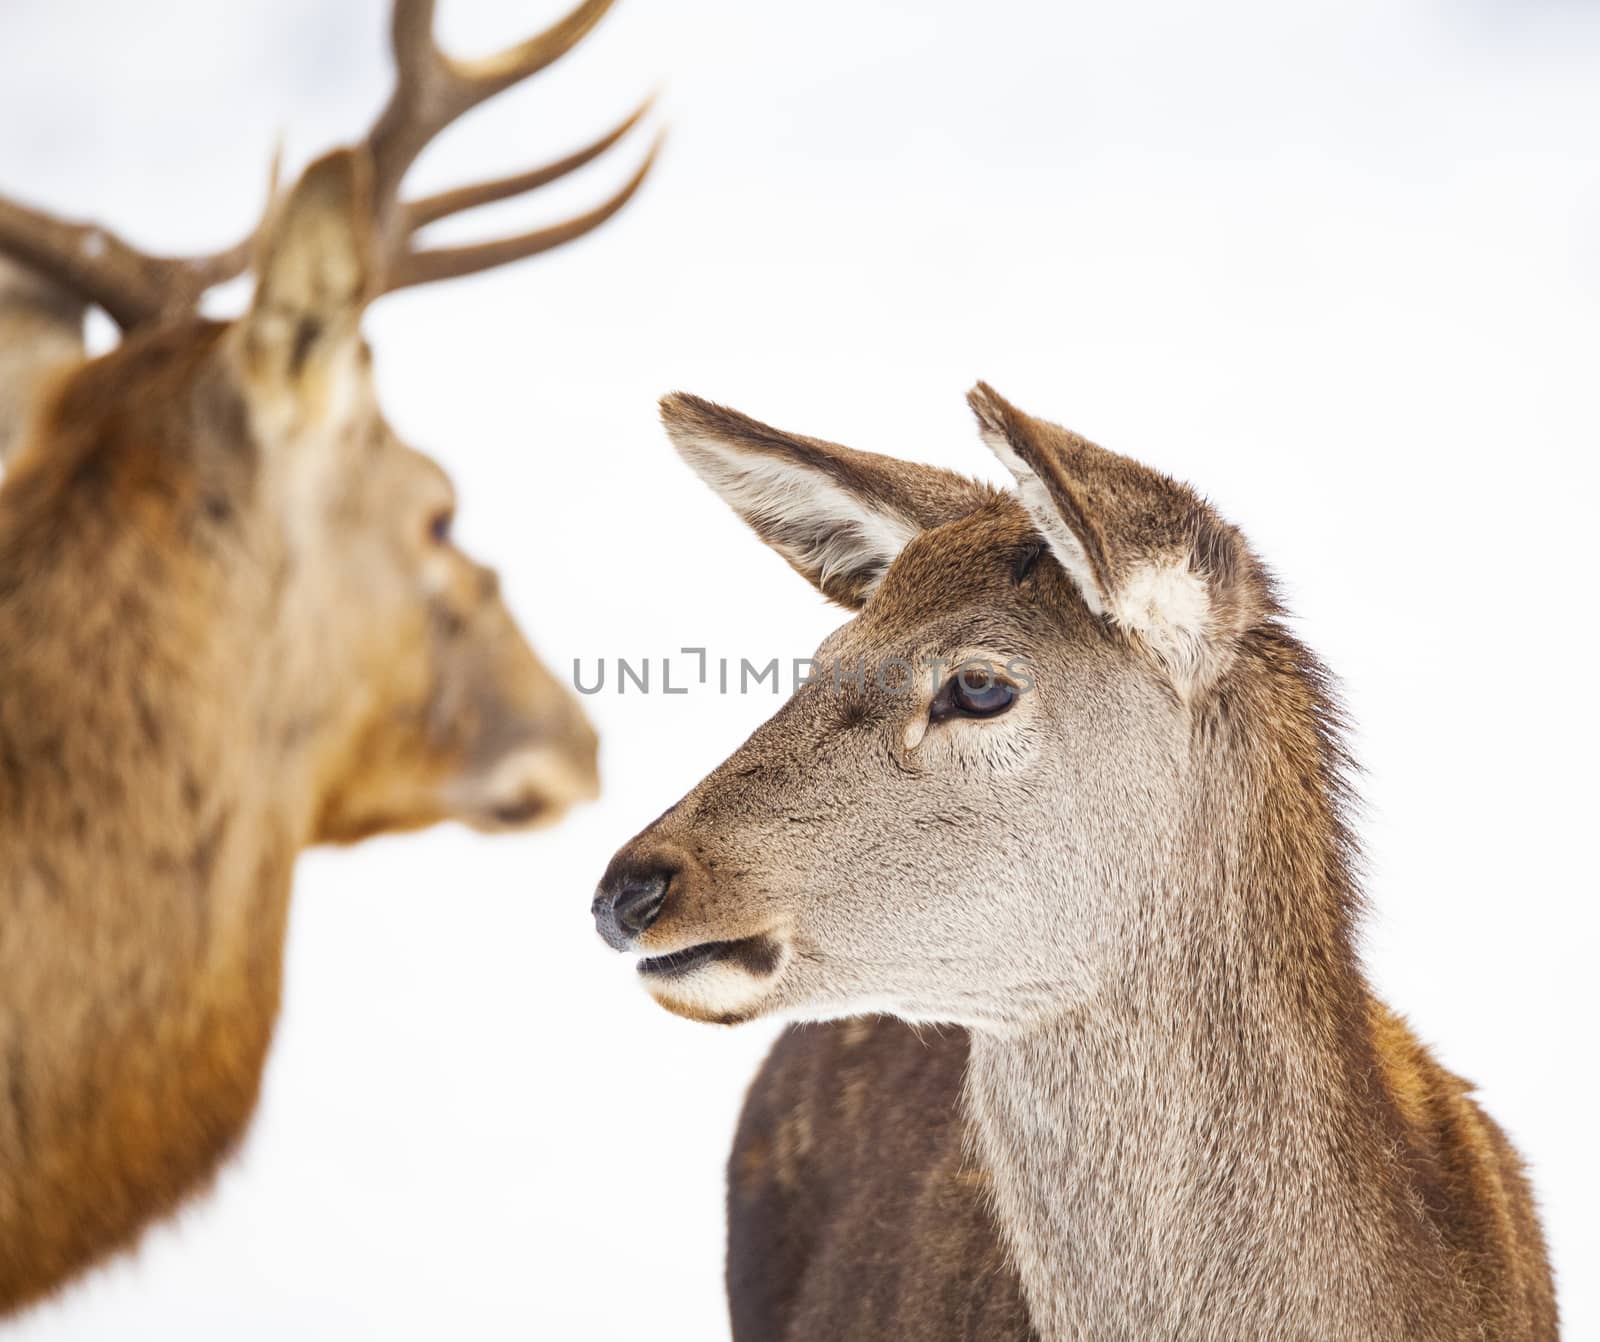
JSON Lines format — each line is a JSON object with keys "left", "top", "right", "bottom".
{"left": 0, "top": 0, "right": 658, "bottom": 327}
{"left": 363, "top": 0, "right": 659, "bottom": 295}
{"left": 0, "top": 179, "right": 270, "bottom": 331}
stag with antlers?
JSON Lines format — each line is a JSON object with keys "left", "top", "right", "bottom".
{"left": 0, "top": 0, "right": 654, "bottom": 1313}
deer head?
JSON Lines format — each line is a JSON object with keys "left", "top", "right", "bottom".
{"left": 596, "top": 385, "right": 1293, "bottom": 1028}
{"left": 0, "top": 0, "right": 661, "bottom": 841}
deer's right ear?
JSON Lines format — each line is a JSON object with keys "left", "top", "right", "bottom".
{"left": 239, "top": 149, "right": 373, "bottom": 390}
{"left": 660, "top": 393, "right": 995, "bottom": 609}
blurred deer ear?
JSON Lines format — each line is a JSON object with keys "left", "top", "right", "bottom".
{"left": 969, "top": 381, "right": 1266, "bottom": 697}
{"left": 661, "top": 392, "right": 996, "bottom": 609}
{"left": 241, "top": 149, "right": 373, "bottom": 387}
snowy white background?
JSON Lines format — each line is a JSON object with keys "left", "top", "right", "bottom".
{"left": 2, "top": 0, "right": 1597, "bottom": 1336}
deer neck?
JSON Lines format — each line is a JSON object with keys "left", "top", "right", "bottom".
{"left": 0, "top": 398, "right": 330, "bottom": 1304}
{"left": 0, "top": 349, "right": 335, "bottom": 1088}
{"left": 0, "top": 505, "right": 316, "bottom": 972}
{"left": 963, "top": 979, "right": 1396, "bottom": 1340}
{"left": 961, "top": 644, "right": 1449, "bottom": 1341}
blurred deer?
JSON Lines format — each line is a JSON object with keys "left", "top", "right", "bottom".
{"left": 596, "top": 388, "right": 1558, "bottom": 1340}
{"left": 0, "top": 0, "right": 655, "bottom": 1312}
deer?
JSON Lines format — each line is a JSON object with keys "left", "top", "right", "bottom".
{"left": 0, "top": 0, "right": 655, "bottom": 1314}
{"left": 594, "top": 387, "right": 1559, "bottom": 1340}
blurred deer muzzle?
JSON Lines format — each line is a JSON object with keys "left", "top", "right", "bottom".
{"left": 462, "top": 705, "right": 599, "bottom": 832}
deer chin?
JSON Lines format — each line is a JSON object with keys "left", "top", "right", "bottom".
{"left": 452, "top": 745, "right": 601, "bottom": 834}
{"left": 635, "top": 932, "right": 790, "bottom": 1025}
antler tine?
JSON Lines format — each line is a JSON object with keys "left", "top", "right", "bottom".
{"left": 367, "top": 0, "right": 619, "bottom": 212}
{"left": 402, "top": 94, "right": 652, "bottom": 231}
{"left": 461, "top": 0, "right": 617, "bottom": 101}
{"left": 0, "top": 197, "right": 165, "bottom": 330}
{"left": 176, "top": 142, "right": 283, "bottom": 292}
{"left": 383, "top": 130, "right": 660, "bottom": 294}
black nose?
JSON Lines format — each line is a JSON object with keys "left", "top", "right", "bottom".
{"left": 592, "top": 869, "right": 670, "bottom": 950}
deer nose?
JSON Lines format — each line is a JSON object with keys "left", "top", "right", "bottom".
{"left": 592, "top": 869, "right": 671, "bottom": 950}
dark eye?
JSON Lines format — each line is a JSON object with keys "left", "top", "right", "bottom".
{"left": 427, "top": 509, "right": 454, "bottom": 545}
{"left": 932, "top": 665, "right": 1018, "bottom": 722}
{"left": 1014, "top": 541, "right": 1045, "bottom": 583}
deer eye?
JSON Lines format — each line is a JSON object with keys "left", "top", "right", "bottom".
{"left": 932, "top": 665, "right": 1018, "bottom": 722}
{"left": 427, "top": 509, "right": 454, "bottom": 545}
{"left": 1014, "top": 541, "right": 1045, "bottom": 583}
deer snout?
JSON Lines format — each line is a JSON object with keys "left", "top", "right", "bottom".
{"left": 592, "top": 841, "right": 703, "bottom": 950}
{"left": 593, "top": 835, "right": 794, "bottom": 1025}
{"left": 592, "top": 871, "right": 668, "bottom": 950}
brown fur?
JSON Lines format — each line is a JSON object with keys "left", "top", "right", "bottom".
{"left": 0, "top": 259, "right": 84, "bottom": 463}
{"left": 734, "top": 1003, "right": 1555, "bottom": 1341}
{"left": 599, "top": 389, "right": 1558, "bottom": 1339}
{"left": 730, "top": 1019, "right": 1032, "bottom": 1340}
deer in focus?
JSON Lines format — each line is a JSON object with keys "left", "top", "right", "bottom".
{"left": 595, "top": 388, "right": 1558, "bottom": 1339}
{"left": 0, "top": 0, "right": 656, "bottom": 1313}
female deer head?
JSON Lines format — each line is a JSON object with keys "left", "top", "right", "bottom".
{"left": 596, "top": 385, "right": 1300, "bottom": 1028}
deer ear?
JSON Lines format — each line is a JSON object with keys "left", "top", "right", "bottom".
{"left": 660, "top": 392, "right": 996, "bottom": 609}
{"left": 241, "top": 149, "right": 373, "bottom": 386}
{"left": 968, "top": 381, "right": 1264, "bottom": 697}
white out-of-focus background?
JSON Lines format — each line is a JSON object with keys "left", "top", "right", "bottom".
{"left": 2, "top": 0, "right": 1597, "bottom": 1336}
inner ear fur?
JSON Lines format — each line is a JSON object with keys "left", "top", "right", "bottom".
{"left": 660, "top": 391, "right": 999, "bottom": 609}
{"left": 968, "top": 381, "right": 1266, "bottom": 696}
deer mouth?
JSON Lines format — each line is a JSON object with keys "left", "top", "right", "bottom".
{"left": 463, "top": 793, "right": 564, "bottom": 834}
{"left": 636, "top": 933, "right": 786, "bottom": 981}
{"left": 489, "top": 796, "right": 549, "bottom": 826}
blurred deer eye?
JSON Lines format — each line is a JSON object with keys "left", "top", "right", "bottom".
{"left": 427, "top": 509, "right": 454, "bottom": 545}
{"left": 932, "top": 666, "right": 1018, "bottom": 722}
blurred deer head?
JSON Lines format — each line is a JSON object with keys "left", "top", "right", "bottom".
{"left": 0, "top": 0, "right": 661, "bottom": 838}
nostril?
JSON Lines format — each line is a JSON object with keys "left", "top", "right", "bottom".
{"left": 592, "top": 868, "right": 671, "bottom": 950}
{"left": 614, "top": 873, "right": 669, "bottom": 936}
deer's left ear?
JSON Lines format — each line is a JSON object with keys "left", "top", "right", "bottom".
{"left": 239, "top": 149, "right": 373, "bottom": 393}
{"left": 969, "top": 381, "right": 1266, "bottom": 698}
{"left": 661, "top": 391, "right": 998, "bottom": 609}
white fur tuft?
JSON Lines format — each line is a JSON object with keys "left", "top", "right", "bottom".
{"left": 1110, "top": 559, "right": 1214, "bottom": 690}
{"left": 981, "top": 425, "right": 1220, "bottom": 694}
